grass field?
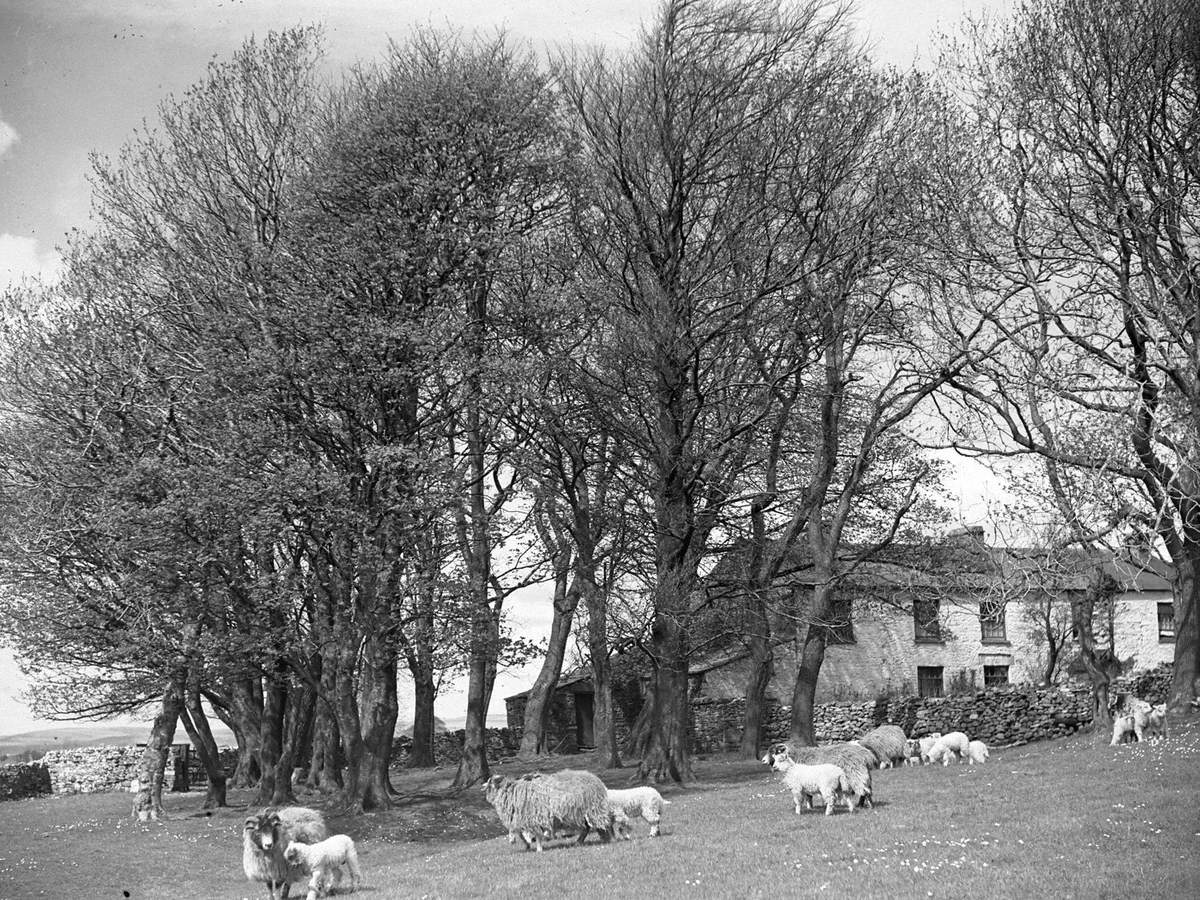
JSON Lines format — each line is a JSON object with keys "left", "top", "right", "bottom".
{"left": 1, "top": 723, "right": 1198, "bottom": 900}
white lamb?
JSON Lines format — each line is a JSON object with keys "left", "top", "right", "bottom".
{"left": 926, "top": 731, "right": 970, "bottom": 766}
{"left": 964, "top": 740, "right": 990, "bottom": 765}
{"left": 1145, "top": 703, "right": 1168, "bottom": 741}
{"left": 916, "top": 733, "right": 943, "bottom": 764}
{"left": 607, "top": 786, "right": 670, "bottom": 838}
{"left": 283, "top": 835, "right": 361, "bottom": 899}
{"left": 764, "top": 753, "right": 852, "bottom": 816}
{"left": 1110, "top": 696, "right": 1154, "bottom": 744}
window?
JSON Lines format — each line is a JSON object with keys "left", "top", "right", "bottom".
{"left": 983, "top": 665, "right": 1009, "bottom": 687}
{"left": 914, "top": 597, "right": 942, "bottom": 643}
{"left": 980, "top": 598, "right": 1007, "bottom": 643}
{"left": 917, "top": 666, "right": 944, "bottom": 698}
{"left": 1158, "top": 602, "right": 1175, "bottom": 642}
{"left": 826, "top": 596, "right": 855, "bottom": 644}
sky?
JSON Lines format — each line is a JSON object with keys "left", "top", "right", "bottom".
{"left": 0, "top": 0, "right": 1010, "bottom": 736}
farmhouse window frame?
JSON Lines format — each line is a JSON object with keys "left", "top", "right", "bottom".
{"left": 913, "top": 597, "right": 942, "bottom": 643}
{"left": 917, "top": 665, "right": 944, "bottom": 698}
{"left": 1158, "top": 601, "right": 1175, "bottom": 642}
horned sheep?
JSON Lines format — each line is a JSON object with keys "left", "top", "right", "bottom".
{"left": 283, "top": 834, "right": 361, "bottom": 899}
{"left": 607, "top": 786, "right": 670, "bottom": 838}
{"left": 483, "top": 770, "right": 615, "bottom": 852}
{"left": 243, "top": 806, "right": 329, "bottom": 900}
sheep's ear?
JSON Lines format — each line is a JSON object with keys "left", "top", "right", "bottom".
{"left": 243, "top": 816, "right": 258, "bottom": 829}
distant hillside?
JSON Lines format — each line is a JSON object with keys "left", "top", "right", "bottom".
{"left": 0, "top": 722, "right": 235, "bottom": 762}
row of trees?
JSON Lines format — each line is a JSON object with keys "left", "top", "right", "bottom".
{"left": 0, "top": 0, "right": 1196, "bottom": 815}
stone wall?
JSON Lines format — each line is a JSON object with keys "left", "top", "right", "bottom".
{"left": 690, "top": 682, "right": 1101, "bottom": 753}
{"left": 0, "top": 761, "right": 51, "bottom": 801}
{"left": 40, "top": 745, "right": 155, "bottom": 795}
{"left": 389, "top": 728, "right": 520, "bottom": 767}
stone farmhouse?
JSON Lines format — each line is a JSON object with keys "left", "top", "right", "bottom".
{"left": 505, "top": 528, "right": 1177, "bottom": 750}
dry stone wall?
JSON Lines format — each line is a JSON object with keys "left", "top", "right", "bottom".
{"left": 40, "top": 745, "right": 156, "bottom": 795}
{"left": 0, "top": 761, "right": 51, "bottom": 801}
{"left": 389, "top": 728, "right": 519, "bottom": 767}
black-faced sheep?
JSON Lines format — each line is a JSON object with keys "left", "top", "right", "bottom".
{"left": 284, "top": 834, "right": 361, "bottom": 898}
{"left": 764, "top": 744, "right": 872, "bottom": 809}
{"left": 764, "top": 753, "right": 852, "bottom": 816}
{"left": 243, "top": 806, "right": 328, "bottom": 900}
{"left": 855, "top": 724, "right": 908, "bottom": 768}
{"left": 483, "top": 770, "right": 615, "bottom": 852}
{"left": 607, "top": 786, "right": 669, "bottom": 838}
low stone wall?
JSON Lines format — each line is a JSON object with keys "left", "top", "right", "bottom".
{"left": 1114, "top": 663, "right": 1173, "bottom": 705}
{"left": 389, "top": 728, "right": 519, "bottom": 767}
{"left": 40, "top": 745, "right": 156, "bottom": 795}
{"left": 0, "top": 762, "right": 52, "bottom": 801}
{"left": 691, "top": 683, "right": 1100, "bottom": 753}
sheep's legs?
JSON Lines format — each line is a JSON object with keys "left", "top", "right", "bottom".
{"left": 575, "top": 826, "right": 590, "bottom": 845}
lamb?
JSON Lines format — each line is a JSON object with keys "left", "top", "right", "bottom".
{"left": 607, "top": 786, "right": 669, "bottom": 838}
{"left": 856, "top": 724, "right": 908, "bottom": 768}
{"left": 483, "top": 769, "right": 615, "bottom": 852}
{"left": 917, "top": 733, "right": 943, "bottom": 764}
{"left": 1110, "top": 695, "right": 1154, "bottom": 744}
{"left": 764, "top": 753, "right": 853, "bottom": 816}
{"left": 926, "top": 731, "right": 970, "bottom": 766}
{"left": 243, "top": 806, "right": 328, "bottom": 900}
{"left": 764, "top": 744, "right": 872, "bottom": 810}
{"left": 964, "top": 740, "right": 990, "bottom": 765}
{"left": 1144, "top": 703, "right": 1168, "bottom": 741}
{"left": 902, "top": 739, "right": 923, "bottom": 766}
{"left": 284, "top": 835, "right": 361, "bottom": 899}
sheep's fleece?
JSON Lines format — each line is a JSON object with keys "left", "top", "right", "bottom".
{"left": 483, "top": 770, "right": 613, "bottom": 852}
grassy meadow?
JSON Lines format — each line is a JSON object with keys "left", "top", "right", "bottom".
{"left": 1, "top": 722, "right": 1198, "bottom": 899}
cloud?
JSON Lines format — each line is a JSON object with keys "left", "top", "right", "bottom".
{"left": 0, "top": 234, "right": 63, "bottom": 290}
{"left": 0, "top": 113, "right": 16, "bottom": 158}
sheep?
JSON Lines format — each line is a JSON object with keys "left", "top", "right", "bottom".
{"left": 856, "top": 724, "right": 908, "bottom": 768}
{"left": 917, "top": 733, "right": 943, "bottom": 764}
{"left": 483, "top": 769, "right": 615, "bottom": 852}
{"left": 1145, "top": 703, "right": 1168, "bottom": 741}
{"left": 926, "top": 731, "right": 970, "bottom": 766}
{"left": 243, "top": 806, "right": 328, "bottom": 900}
{"left": 284, "top": 835, "right": 361, "bottom": 899}
{"left": 764, "top": 744, "right": 872, "bottom": 810}
{"left": 1110, "top": 695, "right": 1154, "bottom": 744}
{"left": 606, "top": 786, "right": 669, "bottom": 838}
{"left": 764, "top": 753, "right": 853, "bottom": 816}
{"left": 964, "top": 740, "right": 990, "bottom": 765}
{"left": 902, "top": 739, "right": 923, "bottom": 766}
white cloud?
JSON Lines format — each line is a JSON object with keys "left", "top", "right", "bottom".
{"left": 0, "top": 113, "right": 16, "bottom": 158}
{"left": 0, "top": 234, "right": 63, "bottom": 290}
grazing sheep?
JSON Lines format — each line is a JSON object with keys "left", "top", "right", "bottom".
{"left": 284, "top": 835, "right": 361, "bottom": 899}
{"left": 243, "top": 806, "right": 328, "bottom": 900}
{"left": 764, "top": 753, "right": 852, "bottom": 816}
{"left": 856, "top": 725, "right": 908, "bottom": 769}
{"left": 483, "top": 770, "right": 614, "bottom": 852}
{"left": 917, "top": 733, "right": 943, "bottom": 764}
{"left": 926, "top": 731, "right": 970, "bottom": 766}
{"left": 765, "top": 744, "right": 872, "bottom": 810}
{"left": 607, "top": 786, "right": 669, "bottom": 838}
{"left": 964, "top": 740, "right": 990, "bottom": 765}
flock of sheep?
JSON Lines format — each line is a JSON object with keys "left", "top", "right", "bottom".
{"left": 237, "top": 693, "right": 1170, "bottom": 896}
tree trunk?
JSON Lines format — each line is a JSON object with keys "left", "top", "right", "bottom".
{"left": 518, "top": 569, "right": 579, "bottom": 759}
{"left": 221, "top": 677, "right": 263, "bottom": 788}
{"left": 306, "top": 698, "right": 342, "bottom": 792}
{"left": 253, "top": 672, "right": 287, "bottom": 806}
{"left": 634, "top": 610, "right": 692, "bottom": 783}
{"left": 353, "top": 634, "right": 398, "bottom": 810}
{"left": 133, "top": 676, "right": 185, "bottom": 822}
{"left": 178, "top": 683, "right": 228, "bottom": 809}
{"left": 740, "top": 624, "right": 774, "bottom": 757}
{"left": 1073, "top": 571, "right": 1117, "bottom": 738}
{"left": 789, "top": 623, "right": 827, "bottom": 746}
{"left": 584, "top": 577, "right": 621, "bottom": 769}
{"left": 407, "top": 669, "right": 438, "bottom": 769}
{"left": 452, "top": 610, "right": 499, "bottom": 788}
{"left": 1167, "top": 545, "right": 1200, "bottom": 717}
{"left": 270, "top": 681, "right": 316, "bottom": 806}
